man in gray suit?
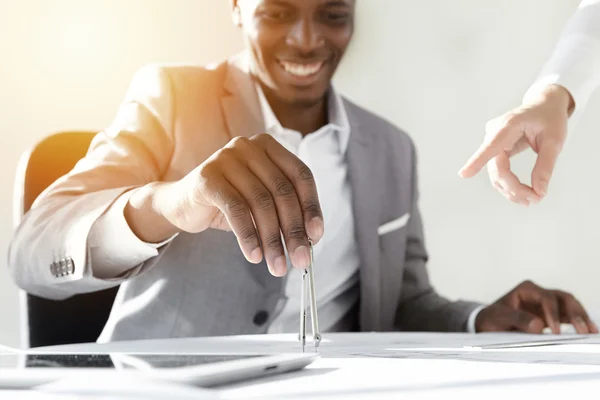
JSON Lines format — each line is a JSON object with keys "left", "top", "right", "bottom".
{"left": 9, "top": 0, "right": 597, "bottom": 341}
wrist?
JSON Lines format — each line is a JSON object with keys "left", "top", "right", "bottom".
{"left": 129, "top": 182, "right": 164, "bottom": 216}
{"left": 126, "top": 182, "right": 181, "bottom": 243}
{"left": 146, "top": 181, "right": 176, "bottom": 219}
{"left": 524, "top": 84, "right": 574, "bottom": 116}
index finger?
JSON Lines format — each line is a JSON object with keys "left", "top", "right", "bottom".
{"left": 251, "top": 134, "right": 324, "bottom": 244}
{"left": 458, "top": 116, "right": 522, "bottom": 179}
{"left": 514, "top": 281, "right": 560, "bottom": 332}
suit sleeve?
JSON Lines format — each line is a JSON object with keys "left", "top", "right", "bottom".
{"left": 525, "top": 0, "right": 600, "bottom": 127}
{"left": 394, "top": 140, "right": 482, "bottom": 332}
{"left": 7, "top": 64, "right": 176, "bottom": 300}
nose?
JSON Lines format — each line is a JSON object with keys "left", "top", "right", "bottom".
{"left": 286, "top": 18, "right": 325, "bottom": 53}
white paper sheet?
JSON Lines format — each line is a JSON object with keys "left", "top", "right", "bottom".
{"left": 6, "top": 333, "right": 600, "bottom": 399}
{"left": 30, "top": 332, "right": 600, "bottom": 357}
{"left": 219, "top": 357, "right": 600, "bottom": 399}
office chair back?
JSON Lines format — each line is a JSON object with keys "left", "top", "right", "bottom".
{"left": 14, "top": 131, "right": 119, "bottom": 347}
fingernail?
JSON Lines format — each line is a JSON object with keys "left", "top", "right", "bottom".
{"left": 527, "top": 197, "right": 539, "bottom": 205}
{"left": 552, "top": 322, "right": 560, "bottom": 334}
{"left": 248, "top": 247, "right": 262, "bottom": 264}
{"left": 292, "top": 246, "right": 311, "bottom": 269}
{"left": 307, "top": 217, "right": 324, "bottom": 242}
{"left": 272, "top": 256, "right": 287, "bottom": 277}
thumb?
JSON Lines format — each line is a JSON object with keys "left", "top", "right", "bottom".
{"left": 459, "top": 116, "right": 523, "bottom": 179}
{"left": 531, "top": 137, "right": 564, "bottom": 197}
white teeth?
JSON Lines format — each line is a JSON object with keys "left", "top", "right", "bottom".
{"left": 280, "top": 61, "right": 323, "bottom": 77}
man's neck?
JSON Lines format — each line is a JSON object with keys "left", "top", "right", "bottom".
{"left": 263, "top": 88, "right": 328, "bottom": 136}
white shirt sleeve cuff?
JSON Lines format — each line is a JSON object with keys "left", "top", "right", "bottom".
{"left": 525, "top": 34, "right": 600, "bottom": 129}
{"left": 88, "top": 188, "right": 178, "bottom": 279}
{"left": 466, "top": 305, "right": 487, "bottom": 333}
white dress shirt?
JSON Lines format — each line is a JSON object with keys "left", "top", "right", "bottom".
{"left": 252, "top": 84, "right": 362, "bottom": 333}
{"left": 526, "top": 0, "right": 600, "bottom": 126}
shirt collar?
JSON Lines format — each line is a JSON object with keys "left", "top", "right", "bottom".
{"left": 254, "top": 83, "right": 351, "bottom": 154}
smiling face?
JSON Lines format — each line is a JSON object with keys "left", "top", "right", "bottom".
{"left": 233, "top": 0, "right": 355, "bottom": 108}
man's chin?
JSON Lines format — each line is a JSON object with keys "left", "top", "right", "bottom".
{"left": 280, "top": 87, "right": 329, "bottom": 108}
{"left": 290, "top": 97, "right": 325, "bottom": 109}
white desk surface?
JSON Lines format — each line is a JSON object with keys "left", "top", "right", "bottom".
{"left": 5, "top": 332, "right": 600, "bottom": 399}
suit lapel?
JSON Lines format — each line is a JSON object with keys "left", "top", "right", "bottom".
{"left": 221, "top": 53, "right": 266, "bottom": 139}
{"left": 345, "top": 102, "right": 384, "bottom": 331}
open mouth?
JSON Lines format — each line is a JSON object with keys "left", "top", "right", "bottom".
{"left": 277, "top": 60, "right": 325, "bottom": 78}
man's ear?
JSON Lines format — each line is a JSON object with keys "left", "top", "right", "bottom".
{"left": 231, "top": 0, "right": 242, "bottom": 27}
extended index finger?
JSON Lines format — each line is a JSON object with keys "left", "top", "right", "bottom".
{"left": 459, "top": 116, "right": 522, "bottom": 179}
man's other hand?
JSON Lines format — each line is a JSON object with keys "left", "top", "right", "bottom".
{"left": 475, "top": 280, "right": 598, "bottom": 334}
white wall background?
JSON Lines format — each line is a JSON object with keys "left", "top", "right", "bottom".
{"left": 0, "top": 0, "right": 597, "bottom": 347}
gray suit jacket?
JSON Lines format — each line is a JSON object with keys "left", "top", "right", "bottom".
{"left": 8, "top": 54, "right": 480, "bottom": 341}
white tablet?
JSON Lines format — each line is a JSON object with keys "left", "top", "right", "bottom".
{"left": 0, "top": 352, "right": 319, "bottom": 389}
